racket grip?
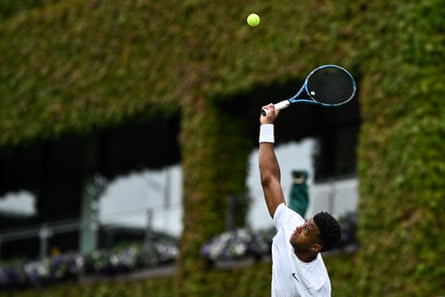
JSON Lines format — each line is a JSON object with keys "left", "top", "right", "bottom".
{"left": 274, "top": 100, "right": 291, "bottom": 111}
{"left": 261, "top": 100, "right": 291, "bottom": 116}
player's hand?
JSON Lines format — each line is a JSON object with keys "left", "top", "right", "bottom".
{"left": 260, "top": 103, "right": 279, "bottom": 125}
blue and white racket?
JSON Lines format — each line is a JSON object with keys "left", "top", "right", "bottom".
{"left": 262, "top": 64, "right": 357, "bottom": 115}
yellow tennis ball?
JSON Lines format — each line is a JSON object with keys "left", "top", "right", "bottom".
{"left": 247, "top": 13, "right": 260, "bottom": 27}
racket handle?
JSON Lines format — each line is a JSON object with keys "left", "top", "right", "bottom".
{"left": 261, "top": 100, "right": 291, "bottom": 116}
{"left": 274, "top": 100, "right": 291, "bottom": 111}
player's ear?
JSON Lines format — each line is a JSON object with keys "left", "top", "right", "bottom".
{"left": 311, "top": 243, "right": 322, "bottom": 253}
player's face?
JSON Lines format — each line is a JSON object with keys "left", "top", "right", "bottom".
{"left": 289, "top": 217, "right": 321, "bottom": 252}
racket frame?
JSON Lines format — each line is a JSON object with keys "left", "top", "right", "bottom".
{"left": 262, "top": 64, "right": 357, "bottom": 115}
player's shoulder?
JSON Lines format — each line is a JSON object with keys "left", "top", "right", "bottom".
{"left": 273, "top": 203, "right": 304, "bottom": 227}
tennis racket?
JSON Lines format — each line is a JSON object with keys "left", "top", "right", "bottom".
{"left": 261, "top": 64, "right": 357, "bottom": 115}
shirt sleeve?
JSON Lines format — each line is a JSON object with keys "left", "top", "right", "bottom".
{"left": 273, "top": 203, "right": 304, "bottom": 230}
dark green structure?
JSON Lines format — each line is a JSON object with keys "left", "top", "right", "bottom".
{"left": 288, "top": 170, "right": 309, "bottom": 217}
{"left": 1, "top": 1, "right": 445, "bottom": 296}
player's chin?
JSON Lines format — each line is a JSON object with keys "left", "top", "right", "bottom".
{"left": 289, "top": 233, "right": 299, "bottom": 244}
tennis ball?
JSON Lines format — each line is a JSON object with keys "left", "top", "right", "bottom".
{"left": 247, "top": 13, "right": 260, "bottom": 27}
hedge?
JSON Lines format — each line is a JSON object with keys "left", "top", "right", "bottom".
{"left": 3, "top": 254, "right": 356, "bottom": 297}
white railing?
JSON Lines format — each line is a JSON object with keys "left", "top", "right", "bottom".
{"left": 0, "top": 204, "right": 183, "bottom": 260}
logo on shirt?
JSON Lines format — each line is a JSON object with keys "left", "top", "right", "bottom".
{"left": 292, "top": 273, "right": 311, "bottom": 290}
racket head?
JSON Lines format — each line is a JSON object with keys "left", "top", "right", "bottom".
{"left": 300, "top": 64, "right": 357, "bottom": 107}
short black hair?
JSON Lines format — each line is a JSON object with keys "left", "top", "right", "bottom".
{"left": 313, "top": 211, "right": 342, "bottom": 252}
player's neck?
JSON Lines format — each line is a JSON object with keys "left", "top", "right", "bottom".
{"left": 295, "top": 251, "right": 317, "bottom": 263}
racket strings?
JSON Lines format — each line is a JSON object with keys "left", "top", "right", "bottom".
{"left": 306, "top": 68, "right": 355, "bottom": 105}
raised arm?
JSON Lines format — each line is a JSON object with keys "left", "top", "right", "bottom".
{"left": 258, "top": 104, "right": 286, "bottom": 218}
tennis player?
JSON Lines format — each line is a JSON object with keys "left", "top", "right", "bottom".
{"left": 259, "top": 103, "right": 342, "bottom": 297}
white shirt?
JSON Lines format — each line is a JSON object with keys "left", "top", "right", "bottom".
{"left": 271, "top": 203, "right": 331, "bottom": 297}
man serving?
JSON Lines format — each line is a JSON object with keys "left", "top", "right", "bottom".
{"left": 259, "top": 103, "right": 342, "bottom": 297}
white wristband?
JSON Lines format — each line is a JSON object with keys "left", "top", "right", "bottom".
{"left": 259, "top": 124, "right": 274, "bottom": 143}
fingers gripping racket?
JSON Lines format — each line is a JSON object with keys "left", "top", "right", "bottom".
{"left": 262, "top": 64, "right": 357, "bottom": 115}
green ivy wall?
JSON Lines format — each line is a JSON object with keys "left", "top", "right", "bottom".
{"left": 1, "top": 0, "right": 444, "bottom": 296}
{"left": 354, "top": 1, "right": 445, "bottom": 295}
